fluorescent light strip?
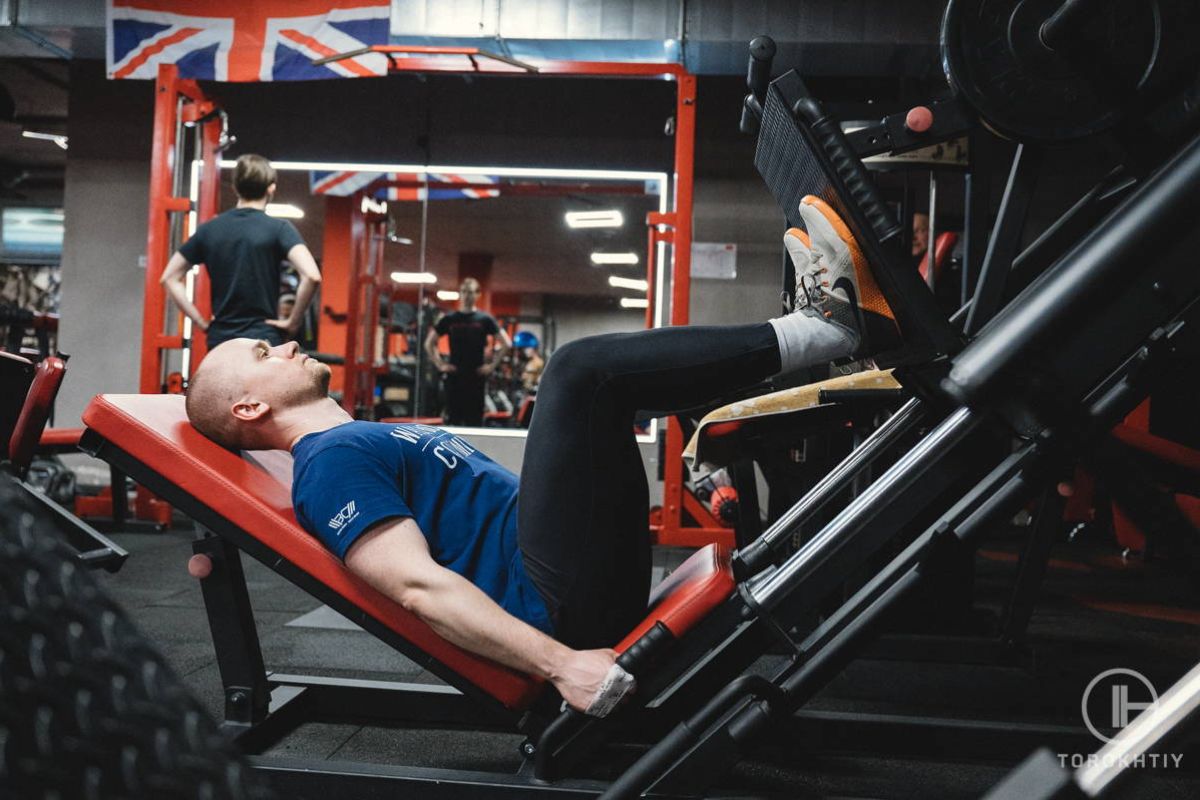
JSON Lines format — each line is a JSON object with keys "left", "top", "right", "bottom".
{"left": 436, "top": 290, "right": 460, "bottom": 301}
{"left": 266, "top": 203, "right": 305, "bottom": 219}
{"left": 591, "top": 252, "right": 639, "bottom": 266}
{"left": 566, "top": 210, "right": 623, "bottom": 229}
{"left": 391, "top": 271, "right": 437, "bottom": 284}
{"left": 620, "top": 297, "right": 649, "bottom": 309}
{"left": 22, "top": 130, "right": 68, "bottom": 149}
{"left": 609, "top": 276, "right": 649, "bottom": 291}
{"left": 221, "top": 159, "right": 666, "bottom": 185}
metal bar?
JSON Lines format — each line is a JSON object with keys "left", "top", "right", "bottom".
{"left": 644, "top": 223, "right": 657, "bottom": 329}
{"left": 926, "top": 171, "right": 938, "bottom": 290}
{"left": 794, "top": 444, "right": 1040, "bottom": 663}
{"left": 999, "top": 488, "right": 1063, "bottom": 643}
{"left": 948, "top": 134, "right": 1200, "bottom": 404}
{"left": 735, "top": 397, "right": 926, "bottom": 576}
{"left": 747, "top": 406, "right": 976, "bottom": 609}
{"left": 1076, "top": 661, "right": 1200, "bottom": 796}
{"left": 140, "top": 65, "right": 179, "bottom": 393}
{"left": 964, "top": 144, "right": 1041, "bottom": 336}
{"left": 654, "top": 70, "right": 698, "bottom": 545}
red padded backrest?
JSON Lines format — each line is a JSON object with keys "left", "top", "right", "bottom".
{"left": 9, "top": 356, "right": 66, "bottom": 473}
{"left": 81, "top": 394, "right": 544, "bottom": 711}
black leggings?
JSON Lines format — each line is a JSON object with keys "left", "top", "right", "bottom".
{"left": 517, "top": 323, "right": 781, "bottom": 649}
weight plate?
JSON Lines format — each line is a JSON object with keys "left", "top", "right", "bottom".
{"left": 941, "top": 0, "right": 1161, "bottom": 142}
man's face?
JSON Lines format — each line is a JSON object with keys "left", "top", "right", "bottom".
{"left": 459, "top": 282, "right": 479, "bottom": 309}
{"left": 912, "top": 213, "right": 930, "bottom": 257}
{"left": 205, "top": 338, "right": 330, "bottom": 411}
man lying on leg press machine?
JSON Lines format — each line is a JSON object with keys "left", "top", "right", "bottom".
{"left": 183, "top": 197, "right": 899, "bottom": 717}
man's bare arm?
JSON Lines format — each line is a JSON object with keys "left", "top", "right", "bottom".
{"left": 159, "top": 252, "right": 210, "bottom": 332}
{"left": 425, "top": 327, "right": 454, "bottom": 372}
{"left": 345, "top": 518, "right": 618, "bottom": 711}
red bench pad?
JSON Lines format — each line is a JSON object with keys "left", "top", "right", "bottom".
{"left": 616, "top": 543, "right": 734, "bottom": 652}
{"left": 82, "top": 394, "right": 543, "bottom": 711}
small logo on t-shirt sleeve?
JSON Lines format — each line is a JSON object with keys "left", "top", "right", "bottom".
{"left": 328, "top": 500, "right": 360, "bottom": 534}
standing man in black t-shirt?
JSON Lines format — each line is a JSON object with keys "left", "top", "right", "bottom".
{"left": 424, "top": 277, "right": 511, "bottom": 426}
{"left": 160, "top": 154, "right": 322, "bottom": 350}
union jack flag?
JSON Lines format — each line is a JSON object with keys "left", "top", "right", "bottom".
{"left": 310, "top": 171, "right": 502, "bottom": 201}
{"left": 106, "top": 0, "right": 390, "bottom": 82}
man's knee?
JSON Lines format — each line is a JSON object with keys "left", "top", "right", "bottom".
{"left": 542, "top": 336, "right": 613, "bottom": 391}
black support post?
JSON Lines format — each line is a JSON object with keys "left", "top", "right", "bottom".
{"left": 193, "top": 532, "right": 271, "bottom": 730}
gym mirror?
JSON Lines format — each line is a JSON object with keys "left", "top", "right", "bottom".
{"left": 216, "top": 161, "right": 667, "bottom": 443}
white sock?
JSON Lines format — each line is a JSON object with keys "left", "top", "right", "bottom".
{"left": 768, "top": 311, "right": 856, "bottom": 374}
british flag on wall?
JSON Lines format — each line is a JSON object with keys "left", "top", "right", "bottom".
{"left": 311, "top": 171, "right": 502, "bottom": 201}
{"left": 106, "top": 0, "right": 390, "bottom": 82}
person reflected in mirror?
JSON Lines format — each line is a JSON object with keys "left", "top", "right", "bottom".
{"left": 423, "top": 278, "right": 512, "bottom": 426}
{"left": 514, "top": 330, "right": 545, "bottom": 393}
{"left": 160, "top": 154, "right": 321, "bottom": 349}
{"left": 911, "top": 211, "right": 930, "bottom": 265}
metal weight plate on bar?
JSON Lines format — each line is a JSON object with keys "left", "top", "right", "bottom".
{"left": 940, "top": 0, "right": 1162, "bottom": 142}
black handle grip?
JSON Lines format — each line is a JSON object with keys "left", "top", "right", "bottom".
{"left": 616, "top": 621, "right": 674, "bottom": 675}
{"left": 746, "top": 36, "right": 776, "bottom": 102}
{"left": 739, "top": 94, "right": 762, "bottom": 135}
{"left": 793, "top": 97, "right": 901, "bottom": 244}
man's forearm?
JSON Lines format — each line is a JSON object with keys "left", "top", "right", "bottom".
{"left": 405, "top": 569, "right": 569, "bottom": 679}
{"left": 163, "top": 276, "right": 209, "bottom": 332}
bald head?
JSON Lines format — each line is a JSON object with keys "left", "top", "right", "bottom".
{"left": 186, "top": 348, "right": 250, "bottom": 450}
{"left": 185, "top": 338, "right": 332, "bottom": 451}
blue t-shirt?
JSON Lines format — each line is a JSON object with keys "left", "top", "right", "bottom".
{"left": 291, "top": 421, "right": 553, "bottom": 635}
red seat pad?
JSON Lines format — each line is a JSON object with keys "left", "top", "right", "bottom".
{"left": 39, "top": 427, "right": 84, "bottom": 448}
{"left": 615, "top": 543, "right": 735, "bottom": 652}
{"left": 9, "top": 356, "right": 67, "bottom": 472}
{"left": 82, "top": 394, "right": 544, "bottom": 711}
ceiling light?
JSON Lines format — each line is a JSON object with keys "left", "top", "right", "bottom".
{"left": 620, "top": 298, "right": 649, "bottom": 309}
{"left": 22, "top": 130, "right": 67, "bottom": 150}
{"left": 608, "top": 276, "right": 648, "bottom": 291}
{"left": 436, "top": 290, "right": 460, "bottom": 301}
{"left": 391, "top": 271, "right": 437, "bottom": 284}
{"left": 591, "top": 252, "right": 639, "bottom": 266}
{"left": 265, "top": 203, "right": 304, "bottom": 219}
{"left": 360, "top": 196, "right": 387, "bottom": 215}
{"left": 566, "top": 210, "right": 624, "bottom": 229}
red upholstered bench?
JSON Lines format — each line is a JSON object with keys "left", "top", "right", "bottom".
{"left": 81, "top": 393, "right": 735, "bottom": 715}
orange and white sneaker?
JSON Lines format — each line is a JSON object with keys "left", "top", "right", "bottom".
{"left": 795, "top": 195, "right": 902, "bottom": 359}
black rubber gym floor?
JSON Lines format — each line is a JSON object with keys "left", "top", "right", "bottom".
{"left": 92, "top": 520, "right": 1200, "bottom": 799}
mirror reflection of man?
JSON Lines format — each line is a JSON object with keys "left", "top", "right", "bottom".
{"left": 424, "top": 278, "right": 512, "bottom": 426}
{"left": 160, "top": 154, "right": 321, "bottom": 349}
{"left": 911, "top": 212, "right": 930, "bottom": 263}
